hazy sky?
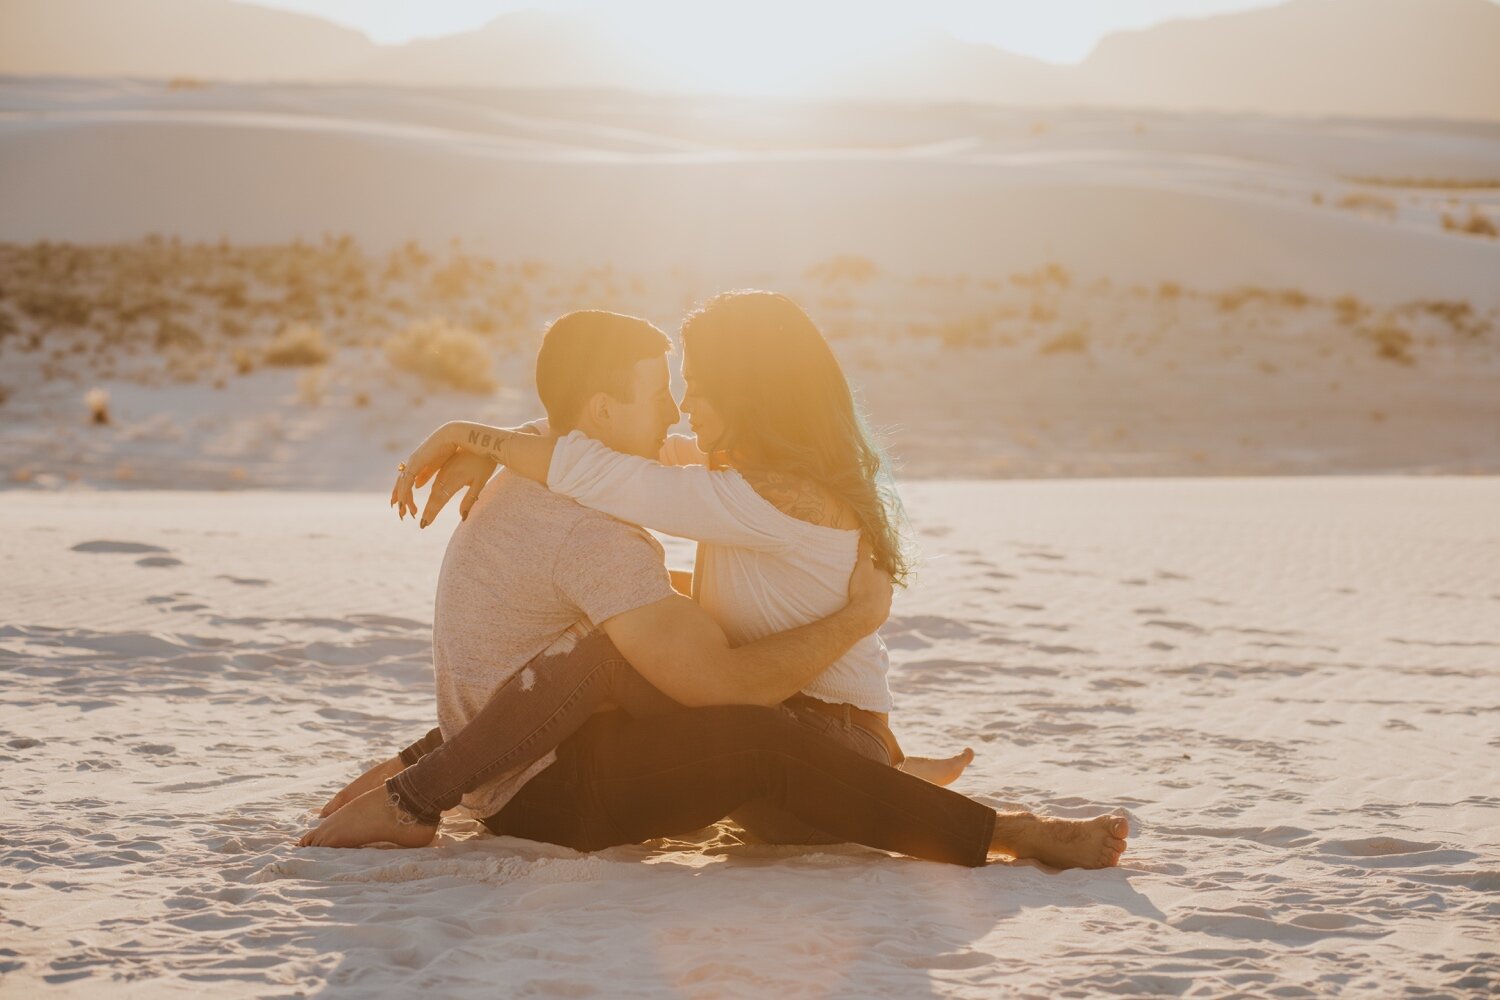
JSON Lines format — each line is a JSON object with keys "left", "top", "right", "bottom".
{"left": 238, "top": 0, "right": 1290, "bottom": 64}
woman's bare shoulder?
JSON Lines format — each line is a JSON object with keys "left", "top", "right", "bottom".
{"left": 738, "top": 469, "right": 860, "bottom": 530}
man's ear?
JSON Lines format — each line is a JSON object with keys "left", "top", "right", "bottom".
{"left": 582, "top": 391, "right": 612, "bottom": 428}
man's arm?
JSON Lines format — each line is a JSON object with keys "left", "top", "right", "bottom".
{"left": 599, "top": 541, "right": 891, "bottom": 708}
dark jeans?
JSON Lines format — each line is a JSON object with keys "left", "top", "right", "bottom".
{"left": 484, "top": 706, "right": 997, "bottom": 868}
{"left": 388, "top": 631, "right": 896, "bottom": 846}
{"left": 388, "top": 632, "right": 680, "bottom": 824}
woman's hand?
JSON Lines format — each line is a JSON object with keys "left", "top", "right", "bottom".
{"left": 391, "top": 423, "right": 461, "bottom": 520}
{"left": 419, "top": 450, "right": 498, "bottom": 526}
{"left": 393, "top": 421, "right": 520, "bottom": 521}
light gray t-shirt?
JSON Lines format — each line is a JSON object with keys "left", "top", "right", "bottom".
{"left": 432, "top": 470, "right": 675, "bottom": 818}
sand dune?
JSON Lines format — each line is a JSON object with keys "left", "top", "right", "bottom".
{"left": 1, "top": 482, "right": 1496, "bottom": 996}
{"left": 3, "top": 80, "right": 1499, "bottom": 306}
{"left": 5, "top": 0, "right": 1500, "bottom": 120}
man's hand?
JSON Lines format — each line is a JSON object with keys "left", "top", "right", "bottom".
{"left": 420, "top": 451, "right": 498, "bottom": 527}
{"left": 845, "top": 537, "right": 894, "bottom": 634}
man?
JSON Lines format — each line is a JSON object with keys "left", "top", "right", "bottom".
{"left": 300, "top": 311, "right": 1127, "bottom": 869}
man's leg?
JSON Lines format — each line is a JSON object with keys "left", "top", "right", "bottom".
{"left": 301, "top": 632, "right": 680, "bottom": 847}
{"left": 489, "top": 706, "right": 1001, "bottom": 867}
{"left": 385, "top": 631, "right": 680, "bottom": 824}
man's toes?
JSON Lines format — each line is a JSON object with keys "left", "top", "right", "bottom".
{"left": 1109, "top": 816, "right": 1130, "bottom": 838}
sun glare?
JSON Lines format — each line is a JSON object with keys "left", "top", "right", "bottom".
{"left": 598, "top": 2, "right": 910, "bottom": 96}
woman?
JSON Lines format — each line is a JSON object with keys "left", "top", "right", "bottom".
{"left": 354, "top": 292, "right": 969, "bottom": 842}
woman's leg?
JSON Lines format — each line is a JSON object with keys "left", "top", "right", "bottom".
{"left": 488, "top": 706, "right": 999, "bottom": 868}
{"left": 386, "top": 631, "right": 680, "bottom": 823}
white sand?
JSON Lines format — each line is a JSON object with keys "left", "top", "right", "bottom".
{"left": 2, "top": 481, "right": 1497, "bottom": 997}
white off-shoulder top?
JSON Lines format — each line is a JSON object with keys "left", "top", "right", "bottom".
{"left": 546, "top": 430, "right": 893, "bottom": 712}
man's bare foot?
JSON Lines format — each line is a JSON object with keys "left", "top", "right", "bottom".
{"left": 990, "top": 811, "right": 1130, "bottom": 870}
{"left": 899, "top": 748, "right": 975, "bottom": 787}
{"left": 299, "top": 786, "right": 438, "bottom": 849}
{"left": 320, "top": 756, "right": 405, "bottom": 818}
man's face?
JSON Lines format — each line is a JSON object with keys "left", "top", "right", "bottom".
{"left": 596, "top": 355, "right": 679, "bottom": 458}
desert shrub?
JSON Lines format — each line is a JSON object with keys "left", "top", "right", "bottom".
{"left": 1157, "top": 281, "right": 1183, "bottom": 300}
{"left": 804, "top": 255, "right": 878, "bottom": 285}
{"left": 385, "top": 318, "right": 497, "bottom": 393}
{"left": 1334, "top": 295, "right": 1367, "bottom": 325}
{"left": 1359, "top": 323, "right": 1415, "bottom": 365}
{"left": 167, "top": 77, "right": 209, "bottom": 91}
{"left": 1442, "top": 207, "right": 1498, "bottom": 238}
{"left": 17, "top": 289, "right": 91, "bottom": 327}
{"left": 1414, "top": 299, "right": 1480, "bottom": 336}
{"left": 265, "top": 323, "right": 330, "bottom": 366}
{"left": 1337, "top": 192, "right": 1397, "bottom": 218}
{"left": 154, "top": 319, "right": 203, "bottom": 352}
{"left": 1039, "top": 329, "right": 1089, "bottom": 355}
{"left": 1216, "top": 287, "right": 1264, "bottom": 312}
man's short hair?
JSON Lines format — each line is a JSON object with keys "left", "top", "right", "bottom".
{"left": 535, "top": 310, "right": 672, "bottom": 431}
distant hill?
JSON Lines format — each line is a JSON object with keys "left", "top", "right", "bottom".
{"left": 814, "top": 32, "right": 1083, "bottom": 106}
{"left": 2, "top": 0, "right": 1498, "bottom": 120}
{"left": 354, "top": 10, "right": 677, "bottom": 93}
{"left": 1077, "top": 0, "right": 1500, "bottom": 120}
{"left": 0, "top": 0, "right": 371, "bottom": 81}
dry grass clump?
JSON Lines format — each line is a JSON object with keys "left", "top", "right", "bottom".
{"left": 1337, "top": 192, "right": 1398, "bottom": 218}
{"left": 385, "top": 319, "right": 497, "bottom": 394}
{"left": 1441, "top": 207, "right": 1498, "bottom": 239}
{"left": 1334, "top": 295, "right": 1367, "bottom": 325}
{"left": 1411, "top": 299, "right": 1483, "bottom": 337}
{"left": 17, "top": 289, "right": 91, "bottom": 327}
{"left": 805, "top": 255, "right": 879, "bottom": 285}
{"left": 1039, "top": 329, "right": 1089, "bottom": 356}
{"left": 1346, "top": 176, "right": 1500, "bottom": 190}
{"left": 1359, "top": 323, "right": 1415, "bottom": 365}
{"left": 265, "top": 323, "right": 330, "bottom": 367}
{"left": 154, "top": 319, "right": 203, "bottom": 353}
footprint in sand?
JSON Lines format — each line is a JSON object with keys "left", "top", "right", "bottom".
{"left": 72, "top": 540, "right": 169, "bottom": 554}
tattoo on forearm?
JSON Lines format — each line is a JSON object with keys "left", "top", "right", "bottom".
{"left": 466, "top": 427, "right": 506, "bottom": 464}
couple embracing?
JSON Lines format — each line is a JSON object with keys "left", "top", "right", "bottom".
{"left": 301, "top": 290, "right": 1129, "bottom": 870}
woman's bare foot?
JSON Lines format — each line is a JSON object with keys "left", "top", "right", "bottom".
{"left": 299, "top": 786, "right": 438, "bottom": 849}
{"left": 898, "top": 748, "right": 975, "bottom": 787}
{"left": 319, "top": 756, "right": 405, "bottom": 818}
{"left": 990, "top": 811, "right": 1130, "bottom": 870}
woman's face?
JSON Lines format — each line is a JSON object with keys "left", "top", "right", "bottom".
{"left": 679, "top": 356, "right": 727, "bottom": 455}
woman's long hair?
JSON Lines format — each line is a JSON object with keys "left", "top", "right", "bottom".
{"left": 681, "top": 290, "right": 911, "bottom": 586}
